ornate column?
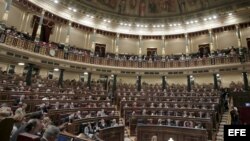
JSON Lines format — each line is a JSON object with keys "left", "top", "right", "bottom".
{"left": 65, "top": 21, "right": 72, "bottom": 46}
{"left": 57, "top": 24, "right": 62, "bottom": 42}
{"left": 235, "top": 24, "right": 242, "bottom": 48}
{"left": 115, "top": 33, "right": 120, "bottom": 57}
{"left": 112, "top": 74, "right": 117, "bottom": 93}
{"left": 25, "top": 64, "right": 33, "bottom": 86}
{"left": 209, "top": 29, "right": 215, "bottom": 53}
{"left": 242, "top": 72, "right": 249, "bottom": 91}
{"left": 162, "top": 76, "right": 167, "bottom": 91}
{"left": 90, "top": 29, "right": 96, "bottom": 54}
{"left": 138, "top": 35, "right": 142, "bottom": 61}
{"left": 1, "top": 0, "right": 12, "bottom": 23}
{"left": 185, "top": 33, "right": 190, "bottom": 55}
{"left": 19, "top": 12, "right": 27, "bottom": 32}
{"left": 23, "top": 12, "right": 31, "bottom": 33}
{"left": 58, "top": 69, "right": 64, "bottom": 87}
{"left": 35, "top": 9, "right": 45, "bottom": 42}
{"left": 213, "top": 73, "right": 219, "bottom": 90}
{"left": 87, "top": 72, "right": 92, "bottom": 90}
{"left": 137, "top": 75, "right": 142, "bottom": 91}
{"left": 162, "top": 35, "right": 166, "bottom": 61}
{"left": 187, "top": 75, "right": 191, "bottom": 92}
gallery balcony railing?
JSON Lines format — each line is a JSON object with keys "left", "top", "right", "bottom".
{"left": 1, "top": 34, "right": 249, "bottom": 68}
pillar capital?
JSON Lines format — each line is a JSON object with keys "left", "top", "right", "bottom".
{"left": 116, "top": 33, "right": 120, "bottom": 38}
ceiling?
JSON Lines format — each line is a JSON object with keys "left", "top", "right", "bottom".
{"left": 62, "top": 0, "right": 249, "bottom": 20}
{"left": 27, "top": 0, "right": 250, "bottom": 35}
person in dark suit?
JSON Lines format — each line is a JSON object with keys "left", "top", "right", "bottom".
{"left": 40, "top": 125, "right": 60, "bottom": 141}
{"left": 10, "top": 119, "right": 43, "bottom": 141}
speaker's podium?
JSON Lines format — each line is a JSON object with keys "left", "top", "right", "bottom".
{"left": 17, "top": 132, "right": 40, "bottom": 141}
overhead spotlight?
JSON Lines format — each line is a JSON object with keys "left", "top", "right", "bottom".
{"left": 194, "top": 20, "right": 198, "bottom": 23}
{"left": 136, "top": 24, "right": 140, "bottom": 27}
{"left": 120, "top": 22, "right": 124, "bottom": 25}
{"left": 213, "top": 15, "right": 217, "bottom": 19}
{"left": 186, "top": 22, "right": 189, "bottom": 25}
{"left": 68, "top": 7, "right": 72, "bottom": 10}
{"left": 103, "top": 19, "right": 107, "bottom": 22}
{"left": 190, "top": 21, "right": 194, "bottom": 24}
{"left": 124, "top": 23, "right": 127, "bottom": 26}
{"left": 84, "top": 72, "right": 88, "bottom": 75}
{"left": 203, "top": 18, "right": 207, "bottom": 21}
{"left": 54, "top": 0, "right": 59, "bottom": 4}
{"left": 173, "top": 24, "right": 177, "bottom": 26}
{"left": 157, "top": 25, "right": 160, "bottom": 28}
{"left": 153, "top": 25, "right": 156, "bottom": 28}
{"left": 128, "top": 24, "right": 132, "bottom": 27}
{"left": 90, "top": 16, "right": 94, "bottom": 19}
{"left": 178, "top": 23, "right": 181, "bottom": 26}
{"left": 18, "top": 62, "right": 25, "bottom": 66}
{"left": 141, "top": 25, "right": 144, "bottom": 27}
{"left": 208, "top": 17, "right": 212, "bottom": 20}
{"left": 169, "top": 24, "right": 173, "bottom": 27}
{"left": 73, "top": 9, "right": 77, "bottom": 12}
{"left": 228, "top": 13, "right": 232, "bottom": 16}
{"left": 54, "top": 68, "right": 59, "bottom": 71}
{"left": 145, "top": 25, "right": 148, "bottom": 28}
{"left": 86, "top": 14, "right": 90, "bottom": 17}
{"left": 107, "top": 20, "right": 111, "bottom": 23}
{"left": 161, "top": 24, "right": 165, "bottom": 27}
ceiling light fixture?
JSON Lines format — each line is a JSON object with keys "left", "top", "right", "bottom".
{"left": 54, "top": 0, "right": 59, "bottom": 4}
{"left": 18, "top": 62, "right": 25, "bottom": 66}
{"left": 213, "top": 15, "right": 217, "bottom": 19}
{"left": 73, "top": 9, "right": 77, "bottom": 12}
{"left": 54, "top": 68, "right": 59, "bottom": 71}
{"left": 203, "top": 18, "right": 207, "bottom": 21}
{"left": 228, "top": 13, "right": 232, "bottom": 16}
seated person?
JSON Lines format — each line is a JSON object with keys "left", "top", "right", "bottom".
{"left": 54, "top": 102, "right": 60, "bottom": 110}
{"left": 142, "top": 109, "right": 147, "bottom": 116}
{"left": 15, "top": 103, "right": 27, "bottom": 117}
{"left": 85, "top": 112, "right": 92, "bottom": 118}
{"left": 0, "top": 103, "right": 13, "bottom": 119}
{"left": 184, "top": 121, "right": 194, "bottom": 128}
{"left": 10, "top": 119, "right": 43, "bottom": 141}
{"left": 41, "top": 125, "right": 60, "bottom": 141}
{"left": 97, "top": 109, "right": 107, "bottom": 117}
{"left": 111, "top": 119, "right": 118, "bottom": 127}
{"left": 75, "top": 111, "right": 83, "bottom": 119}
{"left": 99, "top": 119, "right": 107, "bottom": 129}
{"left": 150, "top": 103, "right": 155, "bottom": 108}
{"left": 84, "top": 122, "right": 94, "bottom": 138}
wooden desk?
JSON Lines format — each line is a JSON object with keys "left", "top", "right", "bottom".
{"left": 137, "top": 125, "right": 208, "bottom": 141}
{"left": 66, "top": 116, "right": 119, "bottom": 134}
{"left": 98, "top": 126, "right": 124, "bottom": 141}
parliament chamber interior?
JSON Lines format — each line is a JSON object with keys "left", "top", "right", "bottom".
{"left": 0, "top": 0, "right": 250, "bottom": 141}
